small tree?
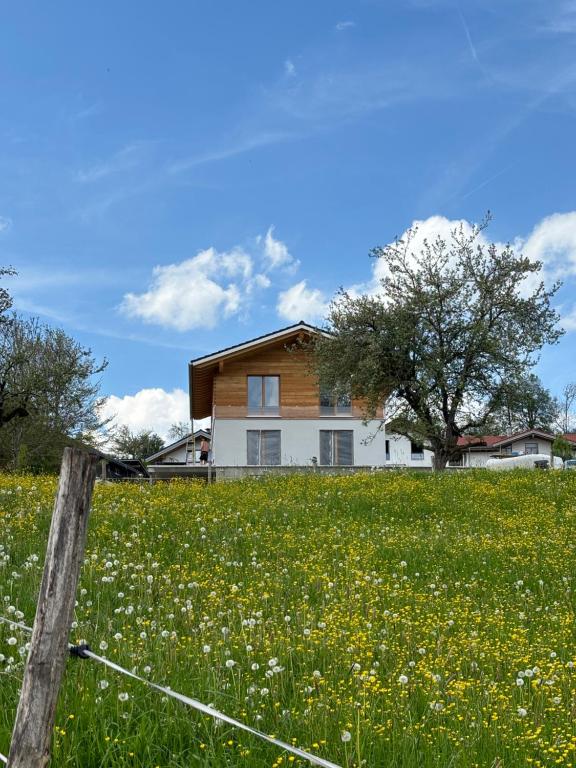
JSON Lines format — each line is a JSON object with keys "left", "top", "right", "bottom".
{"left": 313, "top": 217, "right": 563, "bottom": 469}
{"left": 490, "top": 374, "right": 559, "bottom": 433}
{"left": 555, "top": 382, "right": 576, "bottom": 433}
{"left": 112, "top": 426, "right": 164, "bottom": 460}
{"left": 167, "top": 421, "right": 191, "bottom": 441}
{"left": 552, "top": 435, "right": 574, "bottom": 461}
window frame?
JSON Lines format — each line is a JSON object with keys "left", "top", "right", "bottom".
{"left": 410, "top": 441, "right": 425, "bottom": 460}
{"left": 247, "top": 375, "right": 280, "bottom": 416}
{"left": 319, "top": 387, "right": 352, "bottom": 416}
{"left": 247, "top": 430, "right": 281, "bottom": 465}
{"left": 319, "top": 430, "right": 354, "bottom": 466}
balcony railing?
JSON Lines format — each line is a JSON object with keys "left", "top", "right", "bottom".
{"left": 214, "top": 404, "right": 363, "bottom": 419}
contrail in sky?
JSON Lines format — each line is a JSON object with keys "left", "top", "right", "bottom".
{"left": 457, "top": 3, "right": 479, "bottom": 64}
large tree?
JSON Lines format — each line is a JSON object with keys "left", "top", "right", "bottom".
{"left": 0, "top": 315, "right": 106, "bottom": 431}
{"left": 312, "top": 218, "right": 563, "bottom": 469}
{"left": 0, "top": 268, "right": 108, "bottom": 470}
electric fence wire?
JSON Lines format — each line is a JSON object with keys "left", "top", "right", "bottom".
{"left": 0, "top": 615, "right": 343, "bottom": 768}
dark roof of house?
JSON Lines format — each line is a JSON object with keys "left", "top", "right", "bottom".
{"left": 189, "top": 321, "right": 326, "bottom": 364}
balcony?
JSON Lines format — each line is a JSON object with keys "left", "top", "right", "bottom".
{"left": 214, "top": 404, "right": 363, "bottom": 419}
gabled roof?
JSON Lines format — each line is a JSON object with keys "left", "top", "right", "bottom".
{"left": 457, "top": 431, "right": 576, "bottom": 451}
{"left": 145, "top": 429, "right": 211, "bottom": 463}
{"left": 491, "top": 429, "right": 555, "bottom": 448}
{"left": 189, "top": 321, "right": 326, "bottom": 420}
{"left": 190, "top": 321, "right": 326, "bottom": 365}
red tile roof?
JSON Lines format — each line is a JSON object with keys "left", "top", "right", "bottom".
{"left": 458, "top": 431, "right": 576, "bottom": 449}
{"left": 457, "top": 435, "right": 505, "bottom": 448}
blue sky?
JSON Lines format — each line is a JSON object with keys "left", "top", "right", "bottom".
{"left": 2, "top": 0, "right": 576, "bottom": 436}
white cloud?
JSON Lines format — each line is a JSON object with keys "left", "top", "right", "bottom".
{"left": 100, "top": 387, "right": 203, "bottom": 442}
{"left": 121, "top": 246, "right": 267, "bottom": 331}
{"left": 121, "top": 228, "right": 298, "bottom": 331}
{"left": 560, "top": 305, "right": 576, "bottom": 331}
{"left": 335, "top": 20, "right": 356, "bottom": 31}
{"left": 520, "top": 211, "right": 576, "bottom": 279}
{"left": 366, "top": 212, "right": 576, "bottom": 331}
{"left": 371, "top": 215, "right": 480, "bottom": 287}
{"left": 277, "top": 280, "right": 329, "bottom": 323}
{"left": 262, "top": 226, "right": 299, "bottom": 271}
{"left": 0, "top": 216, "right": 12, "bottom": 233}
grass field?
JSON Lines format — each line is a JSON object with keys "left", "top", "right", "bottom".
{"left": 1, "top": 471, "right": 576, "bottom": 767}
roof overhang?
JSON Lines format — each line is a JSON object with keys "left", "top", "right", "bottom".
{"left": 492, "top": 429, "right": 554, "bottom": 449}
{"left": 189, "top": 322, "right": 328, "bottom": 420}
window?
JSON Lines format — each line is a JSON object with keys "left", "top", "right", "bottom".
{"left": 385, "top": 439, "right": 390, "bottom": 461}
{"left": 320, "top": 430, "right": 354, "bottom": 466}
{"left": 247, "top": 430, "right": 281, "bottom": 465}
{"left": 449, "top": 456, "right": 463, "bottom": 467}
{"left": 247, "top": 375, "right": 279, "bottom": 415}
{"left": 525, "top": 442, "right": 539, "bottom": 455}
{"left": 411, "top": 441, "right": 424, "bottom": 460}
{"left": 319, "top": 388, "right": 352, "bottom": 416}
{"left": 501, "top": 445, "right": 512, "bottom": 455}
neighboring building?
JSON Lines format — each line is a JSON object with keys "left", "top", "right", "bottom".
{"left": 95, "top": 454, "right": 149, "bottom": 480}
{"left": 453, "top": 430, "right": 576, "bottom": 468}
{"left": 145, "top": 429, "right": 211, "bottom": 465}
{"left": 188, "top": 322, "right": 433, "bottom": 469}
{"left": 451, "top": 435, "right": 507, "bottom": 468}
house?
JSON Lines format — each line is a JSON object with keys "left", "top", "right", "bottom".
{"left": 453, "top": 430, "right": 576, "bottom": 468}
{"left": 451, "top": 435, "right": 507, "bottom": 467}
{"left": 188, "top": 321, "right": 433, "bottom": 470}
{"left": 145, "top": 429, "right": 211, "bottom": 465}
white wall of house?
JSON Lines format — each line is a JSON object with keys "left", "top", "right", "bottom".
{"left": 506, "top": 438, "right": 553, "bottom": 456}
{"left": 152, "top": 437, "right": 204, "bottom": 464}
{"left": 385, "top": 434, "right": 433, "bottom": 467}
{"left": 213, "top": 420, "right": 433, "bottom": 467}
{"left": 456, "top": 439, "right": 555, "bottom": 468}
{"left": 465, "top": 452, "right": 492, "bottom": 468}
{"left": 158, "top": 444, "right": 188, "bottom": 463}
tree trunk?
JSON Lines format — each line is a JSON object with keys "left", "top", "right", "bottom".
{"left": 433, "top": 450, "right": 449, "bottom": 471}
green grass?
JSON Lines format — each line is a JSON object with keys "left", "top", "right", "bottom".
{"left": 1, "top": 470, "right": 576, "bottom": 767}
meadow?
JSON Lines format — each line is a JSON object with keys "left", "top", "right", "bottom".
{"left": 1, "top": 471, "right": 576, "bottom": 768}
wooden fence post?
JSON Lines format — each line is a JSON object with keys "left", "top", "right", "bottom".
{"left": 7, "top": 447, "right": 98, "bottom": 768}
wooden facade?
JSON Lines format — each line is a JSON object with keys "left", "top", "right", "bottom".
{"left": 190, "top": 322, "right": 365, "bottom": 420}
{"left": 210, "top": 340, "right": 363, "bottom": 418}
